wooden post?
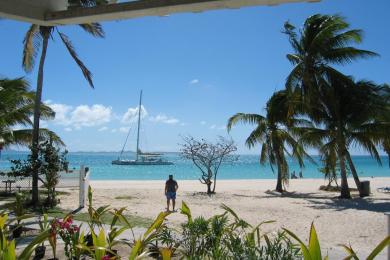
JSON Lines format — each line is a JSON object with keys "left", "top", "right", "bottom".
{"left": 79, "top": 165, "right": 85, "bottom": 208}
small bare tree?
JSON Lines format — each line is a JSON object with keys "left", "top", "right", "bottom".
{"left": 180, "top": 136, "right": 238, "bottom": 194}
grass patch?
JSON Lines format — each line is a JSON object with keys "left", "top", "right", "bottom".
{"left": 115, "top": 195, "right": 135, "bottom": 200}
{"left": 45, "top": 208, "right": 152, "bottom": 228}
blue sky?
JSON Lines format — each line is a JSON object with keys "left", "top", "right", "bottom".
{"left": 1, "top": 0, "right": 389, "bottom": 154}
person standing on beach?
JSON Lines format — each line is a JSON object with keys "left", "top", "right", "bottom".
{"left": 165, "top": 175, "right": 178, "bottom": 212}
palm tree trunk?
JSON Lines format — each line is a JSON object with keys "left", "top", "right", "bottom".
{"left": 275, "top": 152, "right": 284, "bottom": 192}
{"left": 31, "top": 30, "right": 49, "bottom": 206}
{"left": 276, "top": 165, "right": 283, "bottom": 192}
{"left": 345, "top": 151, "right": 364, "bottom": 197}
{"left": 338, "top": 148, "right": 351, "bottom": 199}
{"left": 275, "top": 148, "right": 285, "bottom": 193}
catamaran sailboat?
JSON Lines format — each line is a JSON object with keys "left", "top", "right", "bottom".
{"left": 112, "top": 91, "right": 174, "bottom": 165}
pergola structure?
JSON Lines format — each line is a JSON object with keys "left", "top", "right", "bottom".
{"left": 1, "top": 0, "right": 319, "bottom": 25}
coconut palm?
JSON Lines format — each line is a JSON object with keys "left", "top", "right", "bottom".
{"left": 375, "top": 85, "right": 390, "bottom": 167}
{"left": 22, "top": 1, "right": 108, "bottom": 205}
{"left": 283, "top": 14, "right": 378, "bottom": 99}
{"left": 297, "top": 76, "right": 388, "bottom": 198}
{"left": 283, "top": 14, "right": 383, "bottom": 198}
{"left": 0, "top": 77, "right": 63, "bottom": 153}
{"left": 227, "top": 90, "right": 312, "bottom": 192}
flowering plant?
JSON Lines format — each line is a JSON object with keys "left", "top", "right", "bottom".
{"left": 52, "top": 215, "right": 82, "bottom": 259}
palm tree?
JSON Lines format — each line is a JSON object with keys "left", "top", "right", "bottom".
{"left": 283, "top": 14, "right": 378, "bottom": 100}
{"left": 22, "top": 1, "right": 107, "bottom": 205}
{"left": 375, "top": 85, "right": 390, "bottom": 167}
{"left": 283, "top": 14, "right": 382, "bottom": 198}
{"left": 297, "top": 76, "right": 388, "bottom": 198}
{"left": 227, "top": 90, "right": 311, "bottom": 192}
{"left": 0, "top": 77, "right": 63, "bottom": 153}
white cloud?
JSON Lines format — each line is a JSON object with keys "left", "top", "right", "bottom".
{"left": 47, "top": 103, "right": 73, "bottom": 125}
{"left": 98, "top": 126, "right": 108, "bottom": 132}
{"left": 189, "top": 79, "right": 199, "bottom": 85}
{"left": 200, "top": 121, "right": 206, "bottom": 125}
{"left": 70, "top": 105, "right": 112, "bottom": 127}
{"left": 209, "top": 124, "right": 216, "bottom": 129}
{"left": 149, "top": 114, "right": 179, "bottom": 125}
{"left": 121, "top": 105, "right": 148, "bottom": 124}
{"left": 64, "top": 127, "right": 72, "bottom": 132}
{"left": 46, "top": 102, "right": 112, "bottom": 129}
{"left": 119, "top": 126, "right": 130, "bottom": 133}
{"left": 111, "top": 129, "right": 117, "bottom": 133}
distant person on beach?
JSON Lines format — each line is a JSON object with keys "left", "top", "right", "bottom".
{"left": 165, "top": 175, "right": 178, "bottom": 212}
{"left": 299, "top": 171, "right": 303, "bottom": 178}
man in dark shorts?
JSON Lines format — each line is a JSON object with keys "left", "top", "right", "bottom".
{"left": 165, "top": 174, "right": 178, "bottom": 212}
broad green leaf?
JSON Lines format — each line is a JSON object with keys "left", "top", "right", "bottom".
{"left": 0, "top": 214, "right": 7, "bottom": 229}
{"left": 181, "top": 201, "right": 192, "bottom": 223}
{"left": 160, "top": 247, "right": 172, "bottom": 260}
{"left": 143, "top": 211, "right": 170, "bottom": 239}
{"left": 283, "top": 228, "right": 312, "bottom": 260}
{"left": 3, "top": 239, "right": 16, "bottom": 260}
{"left": 92, "top": 229, "right": 106, "bottom": 260}
{"left": 339, "top": 244, "right": 359, "bottom": 260}
{"left": 129, "top": 239, "right": 142, "bottom": 260}
{"left": 367, "top": 236, "right": 390, "bottom": 260}
{"left": 308, "top": 223, "right": 322, "bottom": 260}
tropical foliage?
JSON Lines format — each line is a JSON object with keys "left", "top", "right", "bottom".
{"left": 22, "top": 0, "right": 108, "bottom": 205}
{"left": 227, "top": 90, "right": 312, "bottom": 192}
{"left": 282, "top": 14, "right": 390, "bottom": 198}
{"left": 1, "top": 192, "right": 389, "bottom": 259}
{"left": 9, "top": 140, "right": 68, "bottom": 207}
{"left": 229, "top": 14, "right": 390, "bottom": 198}
{"left": 0, "top": 77, "right": 62, "bottom": 150}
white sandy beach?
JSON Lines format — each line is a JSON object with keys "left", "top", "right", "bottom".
{"left": 59, "top": 177, "right": 390, "bottom": 258}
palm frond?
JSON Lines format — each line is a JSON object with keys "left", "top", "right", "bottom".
{"left": 79, "top": 23, "right": 105, "bottom": 38}
{"left": 323, "top": 47, "right": 378, "bottom": 64}
{"left": 227, "top": 113, "right": 265, "bottom": 132}
{"left": 57, "top": 30, "right": 94, "bottom": 88}
{"left": 22, "top": 25, "right": 41, "bottom": 72}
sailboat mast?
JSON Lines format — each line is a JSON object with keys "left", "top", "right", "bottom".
{"left": 136, "top": 90, "right": 142, "bottom": 161}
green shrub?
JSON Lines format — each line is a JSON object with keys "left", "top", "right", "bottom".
{"left": 1, "top": 187, "right": 389, "bottom": 259}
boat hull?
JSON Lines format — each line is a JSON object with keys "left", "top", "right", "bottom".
{"left": 112, "top": 160, "right": 174, "bottom": 165}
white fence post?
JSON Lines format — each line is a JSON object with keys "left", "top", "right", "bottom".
{"left": 79, "top": 165, "right": 85, "bottom": 208}
{"left": 79, "top": 165, "right": 90, "bottom": 208}
{"left": 386, "top": 212, "right": 390, "bottom": 260}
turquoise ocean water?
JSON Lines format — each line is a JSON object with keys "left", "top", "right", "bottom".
{"left": 0, "top": 151, "right": 388, "bottom": 180}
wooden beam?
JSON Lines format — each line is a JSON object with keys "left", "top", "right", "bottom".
{"left": 45, "top": 0, "right": 320, "bottom": 25}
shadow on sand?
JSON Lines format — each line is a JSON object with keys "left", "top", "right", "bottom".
{"left": 236, "top": 190, "right": 390, "bottom": 214}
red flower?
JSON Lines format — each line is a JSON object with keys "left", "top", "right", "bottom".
{"left": 101, "top": 255, "right": 110, "bottom": 260}
{"left": 72, "top": 225, "right": 80, "bottom": 232}
{"left": 66, "top": 216, "right": 73, "bottom": 224}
